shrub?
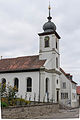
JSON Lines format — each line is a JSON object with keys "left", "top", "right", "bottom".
{"left": 15, "top": 98, "right": 30, "bottom": 106}
{"left": 0, "top": 83, "right": 31, "bottom": 107}
{"left": 1, "top": 97, "right": 8, "bottom": 103}
{"left": 1, "top": 102, "right": 8, "bottom": 107}
{"left": 25, "top": 100, "right": 30, "bottom": 105}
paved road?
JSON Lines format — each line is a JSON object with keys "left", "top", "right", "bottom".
{"left": 34, "top": 108, "right": 79, "bottom": 119}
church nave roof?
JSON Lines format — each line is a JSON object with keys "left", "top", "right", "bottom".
{"left": 0, "top": 55, "right": 46, "bottom": 73}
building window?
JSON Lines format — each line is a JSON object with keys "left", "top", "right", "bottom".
{"left": 65, "top": 93, "right": 68, "bottom": 99}
{"left": 14, "top": 78, "right": 19, "bottom": 92}
{"left": 61, "top": 93, "right": 68, "bottom": 99}
{"left": 44, "top": 36, "right": 49, "bottom": 48}
{"left": 27, "top": 77, "right": 32, "bottom": 92}
{"left": 56, "top": 40, "right": 58, "bottom": 49}
{"left": 45, "top": 78, "right": 49, "bottom": 93}
{"left": 56, "top": 57, "right": 58, "bottom": 68}
{"left": 63, "top": 82, "right": 66, "bottom": 89}
{"left": 61, "top": 93, "right": 63, "bottom": 99}
{"left": 57, "top": 79, "right": 58, "bottom": 84}
{"left": 1, "top": 78, "right": 6, "bottom": 91}
{"left": 72, "top": 93, "right": 76, "bottom": 100}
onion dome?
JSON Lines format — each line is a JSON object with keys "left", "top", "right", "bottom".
{"left": 43, "top": 4, "right": 56, "bottom": 32}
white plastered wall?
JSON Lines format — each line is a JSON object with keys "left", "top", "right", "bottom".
{"left": 71, "top": 83, "right": 78, "bottom": 107}
{"left": 40, "top": 70, "right": 60, "bottom": 103}
{"left": 0, "top": 71, "right": 39, "bottom": 101}
{"left": 60, "top": 72, "right": 71, "bottom": 107}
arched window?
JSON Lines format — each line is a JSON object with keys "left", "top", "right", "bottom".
{"left": 14, "top": 78, "right": 19, "bottom": 92}
{"left": 57, "top": 79, "right": 58, "bottom": 84}
{"left": 56, "top": 57, "right": 58, "bottom": 68}
{"left": 27, "top": 77, "right": 32, "bottom": 92}
{"left": 56, "top": 41, "right": 58, "bottom": 49}
{"left": 45, "top": 78, "right": 49, "bottom": 93}
{"left": 44, "top": 36, "right": 49, "bottom": 48}
{"left": 1, "top": 78, "right": 6, "bottom": 91}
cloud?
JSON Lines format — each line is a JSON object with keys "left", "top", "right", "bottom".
{"left": 0, "top": 0, "right": 80, "bottom": 85}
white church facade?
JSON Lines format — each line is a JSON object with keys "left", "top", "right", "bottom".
{"left": 0, "top": 5, "right": 78, "bottom": 108}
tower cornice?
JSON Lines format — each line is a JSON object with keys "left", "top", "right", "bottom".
{"left": 38, "top": 31, "right": 61, "bottom": 39}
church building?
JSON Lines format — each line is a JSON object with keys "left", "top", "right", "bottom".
{"left": 0, "top": 5, "right": 78, "bottom": 108}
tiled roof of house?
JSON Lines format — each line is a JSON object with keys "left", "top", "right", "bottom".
{"left": 60, "top": 68, "right": 77, "bottom": 84}
{"left": 77, "top": 86, "right": 80, "bottom": 95}
{"left": 0, "top": 55, "right": 46, "bottom": 73}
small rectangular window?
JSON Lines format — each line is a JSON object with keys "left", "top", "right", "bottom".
{"left": 63, "top": 82, "right": 66, "bottom": 89}
{"left": 65, "top": 93, "right": 68, "bottom": 99}
{"left": 61, "top": 93, "right": 63, "bottom": 99}
{"left": 61, "top": 93, "right": 68, "bottom": 99}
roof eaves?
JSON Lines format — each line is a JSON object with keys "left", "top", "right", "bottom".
{"left": 38, "top": 31, "right": 61, "bottom": 39}
{"left": 0, "top": 68, "right": 40, "bottom": 74}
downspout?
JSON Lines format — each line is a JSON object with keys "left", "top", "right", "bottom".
{"left": 70, "top": 82, "right": 72, "bottom": 107}
{"left": 39, "top": 69, "right": 41, "bottom": 102}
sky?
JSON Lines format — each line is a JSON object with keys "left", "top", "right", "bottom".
{"left": 0, "top": 0, "right": 80, "bottom": 85}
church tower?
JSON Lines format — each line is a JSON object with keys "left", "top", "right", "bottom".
{"left": 38, "top": 4, "right": 61, "bottom": 71}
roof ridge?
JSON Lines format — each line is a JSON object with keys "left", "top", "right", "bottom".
{"left": 0, "top": 55, "right": 39, "bottom": 61}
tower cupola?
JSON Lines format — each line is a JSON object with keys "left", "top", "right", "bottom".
{"left": 43, "top": 3, "right": 56, "bottom": 32}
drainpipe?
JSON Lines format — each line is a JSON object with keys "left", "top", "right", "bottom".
{"left": 70, "top": 82, "right": 72, "bottom": 107}
{"left": 39, "top": 69, "right": 41, "bottom": 102}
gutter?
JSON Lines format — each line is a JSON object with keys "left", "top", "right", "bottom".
{"left": 0, "top": 68, "right": 40, "bottom": 74}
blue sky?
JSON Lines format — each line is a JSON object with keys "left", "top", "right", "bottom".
{"left": 0, "top": 0, "right": 80, "bottom": 85}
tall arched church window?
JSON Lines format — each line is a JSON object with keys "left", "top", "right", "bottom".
{"left": 45, "top": 78, "right": 49, "bottom": 93}
{"left": 27, "top": 77, "right": 32, "bottom": 92}
{"left": 1, "top": 78, "right": 6, "bottom": 91}
{"left": 44, "top": 36, "right": 49, "bottom": 47}
{"left": 56, "top": 57, "right": 58, "bottom": 68}
{"left": 14, "top": 78, "right": 19, "bottom": 92}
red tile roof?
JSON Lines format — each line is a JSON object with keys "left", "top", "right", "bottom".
{"left": 77, "top": 86, "right": 80, "bottom": 95}
{"left": 0, "top": 55, "right": 46, "bottom": 72}
{"left": 60, "top": 68, "right": 77, "bottom": 84}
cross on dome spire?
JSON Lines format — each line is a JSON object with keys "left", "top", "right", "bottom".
{"left": 47, "top": 1, "right": 52, "bottom": 21}
{"left": 43, "top": 2, "right": 56, "bottom": 32}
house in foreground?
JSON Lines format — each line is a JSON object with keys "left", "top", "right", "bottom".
{"left": 0, "top": 5, "right": 78, "bottom": 108}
